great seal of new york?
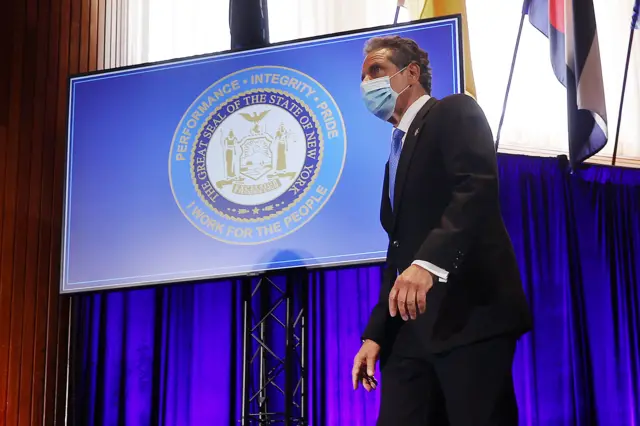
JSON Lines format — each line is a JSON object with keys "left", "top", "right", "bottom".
{"left": 169, "top": 65, "right": 347, "bottom": 245}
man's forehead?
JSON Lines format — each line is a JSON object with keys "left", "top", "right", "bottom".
{"left": 363, "top": 48, "right": 391, "bottom": 66}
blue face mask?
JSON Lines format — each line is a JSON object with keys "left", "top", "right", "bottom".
{"left": 360, "top": 67, "right": 410, "bottom": 121}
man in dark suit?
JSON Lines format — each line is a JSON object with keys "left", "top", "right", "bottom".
{"left": 351, "top": 35, "right": 532, "bottom": 426}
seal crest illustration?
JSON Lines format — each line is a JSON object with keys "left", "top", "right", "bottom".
{"left": 169, "top": 66, "right": 347, "bottom": 244}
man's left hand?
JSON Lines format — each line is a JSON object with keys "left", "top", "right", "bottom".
{"left": 389, "top": 265, "right": 434, "bottom": 321}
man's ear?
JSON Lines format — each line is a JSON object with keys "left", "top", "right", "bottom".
{"left": 408, "top": 62, "right": 421, "bottom": 84}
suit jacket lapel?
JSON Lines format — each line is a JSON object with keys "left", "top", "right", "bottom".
{"left": 392, "top": 97, "right": 438, "bottom": 228}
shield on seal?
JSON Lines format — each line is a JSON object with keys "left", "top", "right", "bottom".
{"left": 239, "top": 133, "right": 274, "bottom": 180}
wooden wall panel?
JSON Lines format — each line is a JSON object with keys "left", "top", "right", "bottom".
{"left": 0, "top": 0, "right": 129, "bottom": 423}
{"left": 97, "top": 0, "right": 106, "bottom": 70}
{"left": 105, "top": 0, "right": 112, "bottom": 68}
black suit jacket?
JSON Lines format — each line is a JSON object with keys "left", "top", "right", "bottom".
{"left": 362, "top": 94, "right": 532, "bottom": 354}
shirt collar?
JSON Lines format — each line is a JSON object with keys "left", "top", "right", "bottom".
{"left": 396, "top": 94, "right": 430, "bottom": 134}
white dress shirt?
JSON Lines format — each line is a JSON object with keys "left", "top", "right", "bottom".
{"left": 394, "top": 94, "right": 450, "bottom": 283}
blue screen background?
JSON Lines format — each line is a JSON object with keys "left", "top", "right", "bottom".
{"left": 63, "top": 18, "right": 462, "bottom": 292}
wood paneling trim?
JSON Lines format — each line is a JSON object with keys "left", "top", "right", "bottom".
{"left": 97, "top": 0, "right": 105, "bottom": 70}
{"left": 39, "top": 0, "right": 63, "bottom": 421}
{"left": 0, "top": 0, "right": 130, "bottom": 423}
{"left": 0, "top": 0, "right": 27, "bottom": 419}
{"left": 104, "top": 0, "right": 112, "bottom": 68}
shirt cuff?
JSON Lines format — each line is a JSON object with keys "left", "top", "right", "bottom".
{"left": 412, "top": 260, "right": 449, "bottom": 283}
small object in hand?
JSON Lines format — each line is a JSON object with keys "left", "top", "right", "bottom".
{"left": 365, "top": 375, "right": 378, "bottom": 386}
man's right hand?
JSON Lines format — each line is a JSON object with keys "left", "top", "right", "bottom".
{"left": 352, "top": 339, "right": 381, "bottom": 391}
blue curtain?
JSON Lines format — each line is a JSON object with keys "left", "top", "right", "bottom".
{"left": 68, "top": 154, "right": 640, "bottom": 425}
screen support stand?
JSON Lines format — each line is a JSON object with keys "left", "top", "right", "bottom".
{"left": 241, "top": 270, "right": 308, "bottom": 425}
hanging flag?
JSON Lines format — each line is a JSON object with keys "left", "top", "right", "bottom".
{"left": 418, "top": 0, "right": 476, "bottom": 98}
{"left": 229, "top": 0, "right": 270, "bottom": 50}
{"left": 524, "top": 0, "right": 608, "bottom": 166}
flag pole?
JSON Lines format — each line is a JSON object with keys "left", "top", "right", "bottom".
{"left": 495, "top": 1, "right": 529, "bottom": 151}
{"left": 394, "top": 5, "right": 401, "bottom": 24}
{"left": 394, "top": 0, "right": 408, "bottom": 24}
{"left": 611, "top": 0, "right": 639, "bottom": 166}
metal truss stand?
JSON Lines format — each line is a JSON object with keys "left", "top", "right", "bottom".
{"left": 241, "top": 270, "right": 308, "bottom": 425}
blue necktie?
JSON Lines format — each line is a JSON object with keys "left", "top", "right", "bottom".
{"left": 388, "top": 128, "right": 405, "bottom": 207}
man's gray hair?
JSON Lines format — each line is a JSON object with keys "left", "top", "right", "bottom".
{"left": 364, "top": 35, "right": 432, "bottom": 95}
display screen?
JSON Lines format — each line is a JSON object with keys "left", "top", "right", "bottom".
{"left": 62, "top": 16, "right": 463, "bottom": 293}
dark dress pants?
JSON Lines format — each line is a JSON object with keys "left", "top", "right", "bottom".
{"left": 376, "top": 322, "right": 519, "bottom": 426}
